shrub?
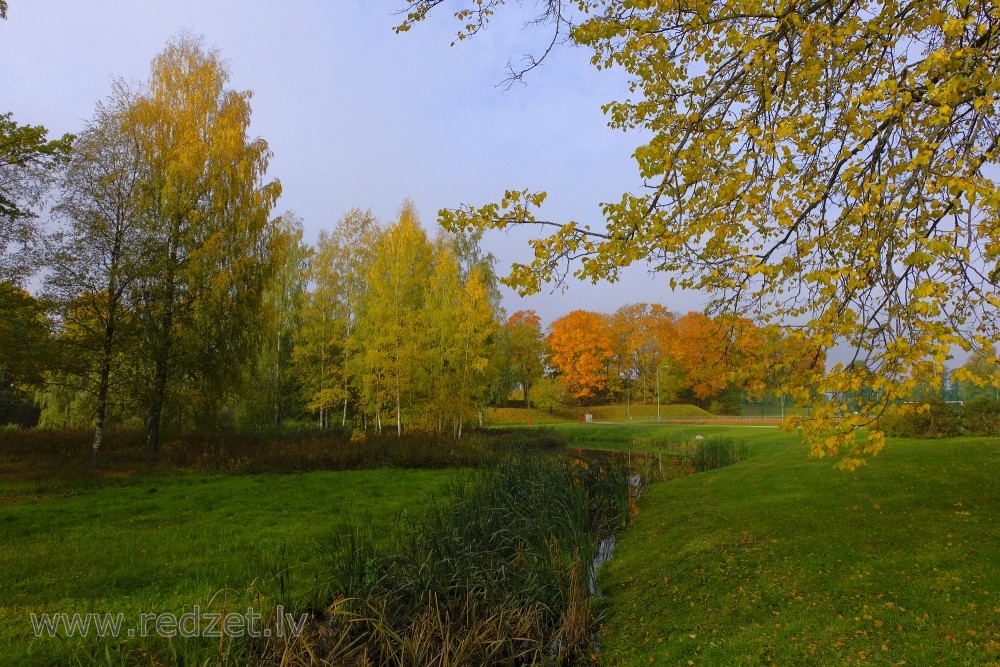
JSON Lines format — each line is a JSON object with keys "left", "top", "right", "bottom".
{"left": 962, "top": 398, "right": 1000, "bottom": 437}
{"left": 881, "top": 400, "right": 963, "bottom": 438}
{"left": 0, "top": 425, "right": 568, "bottom": 479}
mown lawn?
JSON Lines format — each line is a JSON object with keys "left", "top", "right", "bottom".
{"left": 0, "top": 468, "right": 451, "bottom": 665}
{"left": 592, "top": 426, "right": 1000, "bottom": 665}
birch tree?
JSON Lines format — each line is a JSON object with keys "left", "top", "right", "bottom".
{"left": 350, "top": 201, "right": 430, "bottom": 435}
{"left": 130, "top": 35, "right": 281, "bottom": 451}
{"left": 46, "top": 86, "right": 145, "bottom": 454}
{"left": 241, "top": 211, "right": 310, "bottom": 427}
{"left": 296, "top": 209, "right": 379, "bottom": 427}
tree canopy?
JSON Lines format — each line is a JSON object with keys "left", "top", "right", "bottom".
{"left": 401, "top": 0, "right": 1000, "bottom": 467}
{"left": 0, "top": 112, "right": 73, "bottom": 283}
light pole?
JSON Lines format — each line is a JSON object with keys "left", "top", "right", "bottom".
{"left": 656, "top": 364, "right": 669, "bottom": 421}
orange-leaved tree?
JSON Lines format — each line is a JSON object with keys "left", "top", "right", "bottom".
{"left": 546, "top": 310, "right": 613, "bottom": 401}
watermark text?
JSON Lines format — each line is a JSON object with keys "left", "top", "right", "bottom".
{"left": 30, "top": 606, "right": 308, "bottom": 639}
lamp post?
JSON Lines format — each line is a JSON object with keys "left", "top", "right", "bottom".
{"left": 656, "top": 364, "right": 669, "bottom": 421}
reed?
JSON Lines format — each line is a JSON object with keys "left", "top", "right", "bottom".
{"left": 260, "top": 454, "right": 644, "bottom": 665}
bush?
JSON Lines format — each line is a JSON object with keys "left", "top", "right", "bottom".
{"left": 962, "top": 398, "right": 1000, "bottom": 437}
{"left": 881, "top": 400, "right": 963, "bottom": 438}
{"left": 0, "top": 425, "right": 568, "bottom": 479}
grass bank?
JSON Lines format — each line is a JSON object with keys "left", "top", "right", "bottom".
{"left": 596, "top": 428, "right": 1000, "bottom": 665}
{"left": 487, "top": 403, "right": 711, "bottom": 426}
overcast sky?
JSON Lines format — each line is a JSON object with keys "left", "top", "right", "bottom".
{"left": 1, "top": 0, "right": 708, "bottom": 327}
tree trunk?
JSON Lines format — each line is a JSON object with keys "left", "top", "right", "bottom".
{"left": 395, "top": 371, "right": 402, "bottom": 437}
{"left": 93, "top": 320, "right": 115, "bottom": 457}
{"left": 146, "top": 310, "right": 173, "bottom": 454}
{"left": 273, "top": 335, "right": 281, "bottom": 426}
{"left": 93, "top": 360, "right": 111, "bottom": 456}
{"left": 396, "top": 397, "right": 402, "bottom": 437}
{"left": 146, "top": 221, "right": 179, "bottom": 455}
{"left": 146, "top": 355, "right": 168, "bottom": 453}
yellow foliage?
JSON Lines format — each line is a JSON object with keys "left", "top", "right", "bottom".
{"left": 402, "top": 0, "right": 1000, "bottom": 465}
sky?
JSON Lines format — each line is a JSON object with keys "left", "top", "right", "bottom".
{"left": 0, "top": 0, "right": 708, "bottom": 328}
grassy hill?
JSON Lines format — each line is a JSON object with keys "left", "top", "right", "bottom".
{"left": 593, "top": 426, "right": 1000, "bottom": 665}
{"left": 487, "top": 403, "right": 711, "bottom": 425}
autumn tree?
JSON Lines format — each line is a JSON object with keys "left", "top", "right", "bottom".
{"left": 670, "top": 312, "right": 731, "bottom": 407}
{"left": 740, "top": 324, "right": 827, "bottom": 413}
{"left": 0, "top": 112, "right": 73, "bottom": 283}
{"left": 452, "top": 269, "right": 498, "bottom": 434}
{"left": 404, "top": 0, "right": 1000, "bottom": 467}
{"left": 546, "top": 309, "right": 613, "bottom": 401}
{"left": 129, "top": 35, "right": 281, "bottom": 452}
{"left": 505, "top": 309, "right": 545, "bottom": 407}
{"left": 240, "top": 211, "right": 311, "bottom": 427}
{"left": 45, "top": 87, "right": 146, "bottom": 454}
{"left": 422, "top": 238, "right": 464, "bottom": 431}
{"left": 960, "top": 344, "right": 1000, "bottom": 401}
{"left": 295, "top": 209, "right": 379, "bottom": 428}
{"left": 607, "top": 303, "right": 676, "bottom": 406}
{"left": 422, "top": 239, "right": 498, "bottom": 436}
{"left": 350, "top": 201, "right": 431, "bottom": 435}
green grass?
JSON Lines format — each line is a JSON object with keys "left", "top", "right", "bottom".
{"left": 547, "top": 421, "right": 784, "bottom": 453}
{"left": 10, "top": 423, "right": 1000, "bottom": 665}
{"left": 592, "top": 426, "right": 1000, "bottom": 665}
{"left": 0, "top": 468, "right": 451, "bottom": 665}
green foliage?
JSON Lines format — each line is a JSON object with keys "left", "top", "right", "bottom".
{"left": 33, "top": 384, "right": 97, "bottom": 429}
{"left": 0, "top": 282, "right": 50, "bottom": 389}
{"left": 0, "top": 112, "right": 73, "bottom": 283}
{"left": 530, "top": 374, "right": 572, "bottom": 414}
{"left": 962, "top": 398, "right": 1000, "bottom": 437}
{"left": 0, "top": 383, "right": 37, "bottom": 426}
{"left": 881, "top": 398, "right": 1000, "bottom": 438}
{"left": 236, "top": 211, "right": 310, "bottom": 428}
{"left": 881, "top": 400, "right": 963, "bottom": 438}
{"left": 505, "top": 309, "right": 546, "bottom": 406}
